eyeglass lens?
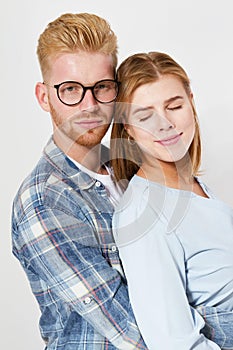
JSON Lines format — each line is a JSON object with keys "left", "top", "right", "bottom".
{"left": 57, "top": 80, "right": 118, "bottom": 105}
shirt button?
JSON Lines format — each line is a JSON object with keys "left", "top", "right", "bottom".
{"left": 111, "top": 245, "right": 117, "bottom": 252}
{"left": 84, "top": 296, "right": 92, "bottom": 305}
{"left": 95, "top": 181, "right": 101, "bottom": 187}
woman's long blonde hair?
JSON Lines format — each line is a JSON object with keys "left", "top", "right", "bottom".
{"left": 111, "top": 52, "right": 201, "bottom": 190}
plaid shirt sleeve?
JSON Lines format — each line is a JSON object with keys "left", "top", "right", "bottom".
{"left": 12, "top": 190, "right": 147, "bottom": 349}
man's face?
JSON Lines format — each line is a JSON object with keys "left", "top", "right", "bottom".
{"left": 44, "top": 51, "right": 115, "bottom": 148}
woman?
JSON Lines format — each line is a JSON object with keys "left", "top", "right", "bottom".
{"left": 111, "top": 52, "right": 233, "bottom": 349}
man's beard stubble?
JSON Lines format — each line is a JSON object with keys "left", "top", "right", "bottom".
{"left": 49, "top": 101, "right": 111, "bottom": 148}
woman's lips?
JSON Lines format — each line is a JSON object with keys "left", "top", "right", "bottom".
{"left": 155, "top": 133, "right": 183, "bottom": 146}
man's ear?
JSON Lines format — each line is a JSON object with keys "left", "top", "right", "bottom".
{"left": 35, "top": 82, "right": 50, "bottom": 112}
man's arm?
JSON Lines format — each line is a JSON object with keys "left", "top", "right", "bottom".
{"left": 12, "top": 204, "right": 147, "bottom": 349}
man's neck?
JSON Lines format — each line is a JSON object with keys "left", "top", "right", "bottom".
{"left": 68, "top": 143, "right": 102, "bottom": 173}
{"left": 53, "top": 133, "right": 102, "bottom": 173}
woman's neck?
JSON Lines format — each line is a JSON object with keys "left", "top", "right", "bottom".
{"left": 137, "top": 157, "right": 194, "bottom": 191}
{"left": 137, "top": 157, "right": 208, "bottom": 198}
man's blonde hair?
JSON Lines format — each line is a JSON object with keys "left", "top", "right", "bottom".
{"left": 37, "top": 13, "right": 118, "bottom": 79}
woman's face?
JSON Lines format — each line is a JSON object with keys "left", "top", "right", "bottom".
{"left": 125, "top": 74, "right": 195, "bottom": 164}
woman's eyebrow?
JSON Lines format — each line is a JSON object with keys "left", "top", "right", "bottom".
{"left": 164, "top": 95, "right": 183, "bottom": 104}
{"left": 130, "top": 96, "right": 184, "bottom": 116}
{"left": 131, "top": 106, "right": 153, "bottom": 116}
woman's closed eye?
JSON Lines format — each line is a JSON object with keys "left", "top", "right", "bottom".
{"left": 167, "top": 105, "right": 182, "bottom": 111}
{"left": 139, "top": 114, "right": 153, "bottom": 122}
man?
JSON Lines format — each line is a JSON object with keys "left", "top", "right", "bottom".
{"left": 11, "top": 13, "right": 147, "bottom": 349}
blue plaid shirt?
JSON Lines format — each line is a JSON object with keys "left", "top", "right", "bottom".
{"left": 11, "top": 138, "right": 147, "bottom": 350}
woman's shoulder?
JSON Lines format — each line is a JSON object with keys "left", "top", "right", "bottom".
{"left": 114, "top": 176, "right": 148, "bottom": 216}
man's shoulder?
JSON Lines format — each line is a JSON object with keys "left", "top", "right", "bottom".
{"left": 12, "top": 143, "right": 106, "bottom": 221}
{"left": 12, "top": 151, "right": 58, "bottom": 218}
{"left": 12, "top": 139, "right": 70, "bottom": 217}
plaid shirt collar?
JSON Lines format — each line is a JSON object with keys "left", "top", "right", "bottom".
{"left": 43, "top": 136, "right": 110, "bottom": 190}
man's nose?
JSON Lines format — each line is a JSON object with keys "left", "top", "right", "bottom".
{"left": 79, "top": 88, "right": 98, "bottom": 111}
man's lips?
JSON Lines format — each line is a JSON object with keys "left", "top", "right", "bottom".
{"left": 74, "top": 119, "right": 103, "bottom": 129}
{"left": 155, "top": 133, "right": 183, "bottom": 146}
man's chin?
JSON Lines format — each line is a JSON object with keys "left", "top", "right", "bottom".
{"left": 74, "top": 126, "right": 109, "bottom": 147}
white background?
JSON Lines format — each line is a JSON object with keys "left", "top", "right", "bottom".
{"left": 1, "top": 1, "right": 233, "bottom": 349}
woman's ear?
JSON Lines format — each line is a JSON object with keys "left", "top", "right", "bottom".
{"left": 35, "top": 82, "right": 50, "bottom": 112}
{"left": 123, "top": 121, "right": 131, "bottom": 136}
{"left": 189, "top": 91, "right": 194, "bottom": 101}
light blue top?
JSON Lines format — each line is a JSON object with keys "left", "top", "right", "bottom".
{"left": 113, "top": 175, "right": 233, "bottom": 349}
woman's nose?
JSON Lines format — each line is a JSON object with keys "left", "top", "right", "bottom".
{"left": 156, "top": 113, "right": 175, "bottom": 132}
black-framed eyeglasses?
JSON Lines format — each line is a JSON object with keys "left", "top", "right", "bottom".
{"left": 44, "top": 79, "right": 120, "bottom": 106}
